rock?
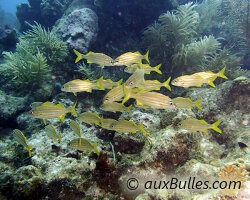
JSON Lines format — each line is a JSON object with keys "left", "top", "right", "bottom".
{"left": 0, "top": 91, "right": 27, "bottom": 128}
{"left": 0, "top": 26, "right": 18, "bottom": 51}
{"left": 57, "top": 8, "right": 98, "bottom": 52}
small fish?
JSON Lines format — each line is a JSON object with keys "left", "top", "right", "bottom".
{"left": 13, "top": 129, "right": 32, "bottom": 157}
{"left": 100, "top": 116, "right": 118, "bottom": 130}
{"left": 125, "top": 63, "right": 162, "bottom": 75}
{"left": 70, "top": 120, "right": 81, "bottom": 138}
{"left": 123, "top": 89, "right": 174, "bottom": 110}
{"left": 138, "top": 77, "right": 171, "bottom": 91}
{"left": 238, "top": 142, "right": 249, "bottom": 153}
{"left": 103, "top": 84, "right": 125, "bottom": 103}
{"left": 172, "top": 97, "right": 202, "bottom": 110}
{"left": 74, "top": 50, "right": 114, "bottom": 68}
{"left": 171, "top": 74, "right": 217, "bottom": 88}
{"left": 101, "top": 102, "right": 132, "bottom": 114}
{"left": 45, "top": 124, "right": 62, "bottom": 143}
{"left": 92, "top": 76, "right": 123, "bottom": 90}
{"left": 78, "top": 112, "right": 100, "bottom": 125}
{"left": 193, "top": 67, "right": 228, "bottom": 80}
{"left": 114, "top": 51, "right": 150, "bottom": 66}
{"left": 30, "top": 101, "right": 77, "bottom": 123}
{"left": 125, "top": 69, "right": 145, "bottom": 89}
{"left": 61, "top": 79, "right": 93, "bottom": 95}
{"left": 69, "top": 138, "right": 100, "bottom": 156}
{"left": 110, "top": 120, "right": 151, "bottom": 143}
{"left": 179, "top": 118, "right": 222, "bottom": 133}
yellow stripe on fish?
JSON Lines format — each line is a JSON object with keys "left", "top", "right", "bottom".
{"left": 92, "top": 76, "right": 123, "bottom": 90}
{"left": 125, "top": 63, "right": 162, "bottom": 75}
{"left": 101, "top": 101, "right": 132, "bottom": 115}
{"left": 138, "top": 77, "right": 171, "bottom": 91}
{"left": 70, "top": 120, "right": 82, "bottom": 138}
{"left": 13, "top": 129, "right": 32, "bottom": 157}
{"left": 193, "top": 67, "right": 228, "bottom": 80}
{"left": 103, "top": 84, "right": 125, "bottom": 103}
{"left": 61, "top": 79, "right": 93, "bottom": 95}
{"left": 172, "top": 97, "right": 202, "bottom": 110}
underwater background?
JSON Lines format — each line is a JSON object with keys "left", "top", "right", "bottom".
{"left": 0, "top": 0, "right": 249, "bottom": 199}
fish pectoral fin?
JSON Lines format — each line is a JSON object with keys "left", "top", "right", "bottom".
{"left": 202, "top": 129, "right": 208, "bottom": 133}
{"left": 43, "top": 119, "right": 47, "bottom": 125}
{"left": 59, "top": 114, "right": 66, "bottom": 123}
{"left": 73, "top": 92, "right": 77, "bottom": 96}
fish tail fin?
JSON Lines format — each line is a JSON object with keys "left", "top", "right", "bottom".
{"left": 163, "top": 77, "right": 171, "bottom": 91}
{"left": 144, "top": 50, "right": 150, "bottom": 64}
{"left": 71, "top": 101, "right": 77, "bottom": 117}
{"left": 219, "top": 66, "right": 228, "bottom": 79}
{"left": 100, "top": 116, "right": 104, "bottom": 126}
{"left": 73, "top": 49, "right": 83, "bottom": 63}
{"left": 93, "top": 141, "right": 100, "bottom": 156}
{"left": 59, "top": 114, "right": 66, "bottom": 123}
{"left": 122, "top": 87, "right": 131, "bottom": 105}
{"left": 117, "top": 78, "right": 123, "bottom": 85}
{"left": 127, "top": 105, "right": 132, "bottom": 116}
{"left": 212, "top": 119, "right": 222, "bottom": 134}
{"left": 208, "top": 76, "right": 217, "bottom": 88}
{"left": 97, "top": 76, "right": 104, "bottom": 90}
{"left": 195, "top": 99, "right": 203, "bottom": 110}
{"left": 139, "top": 122, "right": 152, "bottom": 144}
{"left": 155, "top": 64, "right": 162, "bottom": 74}
{"left": 27, "top": 145, "right": 32, "bottom": 157}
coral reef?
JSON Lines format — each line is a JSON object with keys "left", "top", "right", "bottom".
{"left": 55, "top": 8, "right": 98, "bottom": 53}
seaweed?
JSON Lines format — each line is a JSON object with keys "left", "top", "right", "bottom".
{"left": 0, "top": 23, "right": 67, "bottom": 88}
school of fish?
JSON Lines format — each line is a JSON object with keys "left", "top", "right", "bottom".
{"left": 13, "top": 50, "right": 228, "bottom": 157}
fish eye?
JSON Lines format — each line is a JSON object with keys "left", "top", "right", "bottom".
{"left": 129, "top": 81, "right": 133, "bottom": 86}
{"left": 170, "top": 101, "right": 174, "bottom": 106}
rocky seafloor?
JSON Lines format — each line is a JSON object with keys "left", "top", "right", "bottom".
{"left": 0, "top": 76, "right": 249, "bottom": 199}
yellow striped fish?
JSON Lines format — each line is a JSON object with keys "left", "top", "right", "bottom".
{"left": 101, "top": 102, "right": 132, "bottom": 114}
{"left": 70, "top": 120, "right": 81, "bottom": 138}
{"left": 92, "top": 76, "right": 123, "bottom": 90}
{"left": 125, "top": 63, "right": 162, "bottom": 75}
{"left": 179, "top": 118, "right": 222, "bottom": 133}
{"left": 123, "top": 89, "right": 174, "bottom": 110}
{"left": 100, "top": 116, "right": 118, "bottom": 131}
{"left": 30, "top": 101, "right": 77, "bottom": 123}
{"left": 13, "top": 129, "right": 32, "bottom": 157}
{"left": 113, "top": 51, "right": 149, "bottom": 66}
{"left": 61, "top": 79, "right": 93, "bottom": 95}
{"left": 103, "top": 84, "right": 125, "bottom": 103}
{"left": 45, "top": 124, "right": 62, "bottom": 143}
{"left": 138, "top": 77, "right": 171, "bottom": 91}
{"left": 172, "top": 97, "right": 202, "bottom": 110}
{"left": 78, "top": 112, "right": 100, "bottom": 125}
{"left": 74, "top": 50, "right": 115, "bottom": 68}
{"left": 125, "top": 69, "right": 145, "bottom": 89}
{"left": 69, "top": 138, "right": 100, "bottom": 156}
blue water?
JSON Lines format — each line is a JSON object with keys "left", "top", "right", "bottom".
{"left": 0, "top": 0, "right": 28, "bottom": 15}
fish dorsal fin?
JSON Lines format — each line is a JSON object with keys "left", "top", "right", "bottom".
{"left": 206, "top": 70, "right": 213, "bottom": 73}
{"left": 42, "top": 101, "right": 54, "bottom": 106}
{"left": 134, "top": 51, "right": 141, "bottom": 55}
{"left": 86, "top": 51, "right": 94, "bottom": 56}
{"left": 56, "top": 103, "right": 65, "bottom": 108}
{"left": 200, "top": 120, "right": 208, "bottom": 125}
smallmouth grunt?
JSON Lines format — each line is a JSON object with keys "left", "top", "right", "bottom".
{"left": 193, "top": 67, "right": 228, "bottom": 80}
{"left": 125, "top": 63, "right": 162, "bottom": 75}
{"left": 78, "top": 112, "right": 100, "bottom": 125}
{"left": 68, "top": 138, "right": 100, "bottom": 156}
{"left": 172, "top": 97, "right": 202, "bottom": 110}
{"left": 61, "top": 79, "right": 94, "bottom": 95}
{"left": 92, "top": 76, "right": 123, "bottom": 90}
{"left": 100, "top": 116, "right": 118, "bottom": 131}
{"left": 103, "top": 84, "right": 125, "bottom": 103}
{"left": 138, "top": 77, "right": 171, "bottom": 91}
{"left": 101, "top": 101, "right": 132, "bottom": 114}
{"left": 13, "top": 129, "right": 32, "bottom": 157}
{"left": 123, "top": 89, "right": 175, "bottom": 110}
{"left": 74, "top": 49, "right": 115, "bottom": 68}
{"left": 113, "top": 51, "right": 150, "bottom": 66}
{"left": 110, "top": 120, "right": 152, "bottom": 143}
{"left": 45, "top": 124, "right": 62, "bottom": 143}
{"left": 171, "top": 74, "right": 217, "bottom": 88}
{"left": 179, "top": 118, "right": 222, "bottom": 133}
{"left": 30, "top": 101, "right": 77, "bottom": 123}
{"left": 125, "top": 69, "right": 145, "bottom": 89}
